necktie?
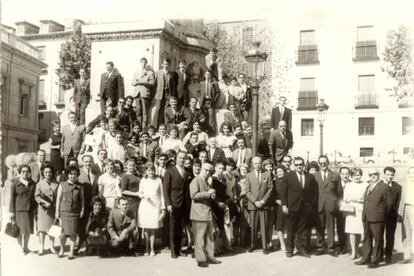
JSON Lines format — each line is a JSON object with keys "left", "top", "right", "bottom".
{"left": 280, "top": 106, "right": 284, "bottom": 118}
{"left": 143, "top": 143, "right": 147, "bottom": 157}
{"left": 160, "top": 136, "right": 163, "bottom": 147}
{"left": 87, "top": 169, "right": 91, "bottom": 183}
{"left": 300, "top": 174, "right": 304, "bottom": 188}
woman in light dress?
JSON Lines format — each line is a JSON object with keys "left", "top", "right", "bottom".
{"left": 343, "top": 167, "right": 368, "bottom": 259}
{"left": 138, "top": 162, "right": 166, "bottom": 256}
{"left": 98, "top": 159, "right": 121, "bottom": 210}
{"left": 215, "top": 122, "right": 237, "bottom": 158}
{"left": 161, "top": 125, "right": 184, "bottom": 153}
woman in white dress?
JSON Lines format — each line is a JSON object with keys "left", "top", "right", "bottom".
{"left": 98, "top": 159, "right": 121, "bottom": 210}
{"left": 343, "top": 167, "right": 368, "bottom": 259}
{"left": 138, "top": 162, "right": 166, "bottom": 256}
{"left": 161, "top": 125, "right": 184, "bottom": 153}
{"left": 215, "top": 122, "right": 237, "bottom": 158}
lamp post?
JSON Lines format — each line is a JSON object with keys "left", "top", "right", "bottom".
{"left": 244, "top": 41, "right": 268, "bottom": 157}
{"left": 316, "top": 99, "right": 329, "bottom": 156}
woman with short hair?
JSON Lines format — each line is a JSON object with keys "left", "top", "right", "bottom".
{"left": 98, "top": 159, "right": 121, "bottom": 210}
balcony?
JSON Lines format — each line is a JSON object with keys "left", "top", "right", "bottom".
{"left": 355, "top": 93, "right": 379, "bottom": 109}
{"left": 297, "top": 91, "right": 318, "bottom": 111}
{"left": 353, "top": 41, "right": 379, "bottom": 61}
{"left": 399, "top": 94, "right": 414, "bottom": 108}
{"left": 296, "top": 45, "right": 319, "bottom": 65}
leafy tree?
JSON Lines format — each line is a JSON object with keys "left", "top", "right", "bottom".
{"left": 381, "top": 25, "right": 414, "bottom": 99}
{"left": 56, "top": 22, "right": 91, "bottom": 89}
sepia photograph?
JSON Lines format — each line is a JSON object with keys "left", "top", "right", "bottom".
{"left": 0, "top": 0, "right": 413, "bottom": 275}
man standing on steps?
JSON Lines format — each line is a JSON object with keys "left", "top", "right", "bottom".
{"left": 99, "top": 61, "right": 124, "bottom": 115}
{"left": 132, "top": 57, "right": 154, "bottom": 127}
{"left": 73, "top": 68, "right": 90, "bottom": 125}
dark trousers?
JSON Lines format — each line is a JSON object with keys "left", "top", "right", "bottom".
{"left": 64, "top": 149, "right": 78, "bottom": 168}
{"left": 317, "top": 209, "right": 336, "bottom": 251}
{"left": 78, "top": 211, "right": 90, "bottom": 246}
{"left": 177, "top": 97, "right": 184, "bottom": 111}
{"left": 287, "top": 206, "right": 309, "bottom": 253}
{"left": 306, "top": 210, "right": 324, "bottom": 250}
{"left": 384, "top": 216, "right": 398, "bottom": 258}
{"left": 336, "top": 211, "right": 347, "bottom": 251}
{"left": 152, "top": 98, "right": 166, "bottom": 128}
{"left": 267, "top": 206, "right": 276, "bottom": 244}
{"left": 249, "top": 209, "right": 268, "bottom": 249}
{"left": 136, "top": 96, "right": 151, "bottom": 128}
{"left": 100, "top": 97, "right": 116, "bottom": 115}
{"left": 75, "top": 102, "right": 88, "bottom": 125}
{"left": 362, "top": 221, "right": 385, "bottom": 264}
{"left": 170, "top": 206, "right": 184, "bottom": 256}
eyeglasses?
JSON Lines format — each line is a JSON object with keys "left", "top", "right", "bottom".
{"left": 294, "top": 163, "right": 304, "bottom": 166}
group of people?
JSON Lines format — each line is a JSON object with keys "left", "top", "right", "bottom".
{"left": 6, "top": 50, "right": 414, "bottom": 269}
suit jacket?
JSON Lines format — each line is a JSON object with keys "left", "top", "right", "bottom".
{"left": 270, "top": 106, "right": 292, "bottom": 130}
{"left": 154, "top": 70, "right": 178, "bottom": 100}
{"left": 243, "top": 84, "right": 252, "bottom": 112}
{"left": 131, "top": 69, "right": 155, "bottom": 98}
{"left": 138, "top": 141, "right": 159, "bottom": 162}
{"left": 280, "top": 171, "right": 318, "bottom": 212}
{"left": 107, "top": 208, "right": 136, "bottom": 238}
{"left": 163, "top": 166, "right": 191, "bottom": 208}
{"left": 29, "top": 162, "right": 43, "bottom": 183}
{"left": 385, "top": 181, "right": 401, "bottom": 218}
{"left": 78, "top": 167, "right": 99, "bottom": 212}
{"left": 115, "top": 109, "right": 133, "bottom": 127}
{"left": 207, "top": 148, "right": 226, "bottom": 165}
{"left": 61, "top": 124, "right": 86, "bottom": 156}
{"left": 164, "top": 106, "right": 184, "bottom": 128}
{"left": 9, "top": 179, "right": 37, "bottom": 213}
{"left": 73, "top": 78, "right": 91, "bottom": 104}
{"left": 35, "top": 179, "right": 59, "bottom": 210}
{"left": 176, "top": 70, "right": 190, "bottom": 100}
{"left": 268, "top": 129, "right": 293, "bottom": 162}
{"left": 99, "top": 70, "right": 124, "bottom": 101}
{"left": 187, "top": 82, "right": 202, "bottom": 107}
{"left": 190, "top": 175, "right": 213, "bottom": 221}
{"left": 232, "top": 147, "right": 253, "bottom": 167}
{"left": 362, "top": 181, "right": 391, "bottom": 222}
{"left": 199, "top": 80, "right": 220, "bottom": 108}
{"left": 244, "top": 171, "right": 273, "bottom": 210}
{"left": 182, "top": 107, "right": 201, "bottom": 126}
{"left": 314, "top": 170, "right": 341, "bottom": 212}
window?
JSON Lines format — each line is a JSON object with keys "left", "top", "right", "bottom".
{"left": 357, "top": 26, "right": 374, "bottom": 41}
{"left": 300, "top": 30, "right": 315, "bottom": 45}
{"left": 300, "top": 78, "right": 315, "bottom": 91}
{"left": 17, "top": 140, "right": 29, "bottom": 152}
{"left": 39, "top": 79, "right": 45, "bottom": 103}
{"left": 402, "top": 117, "right": 413, "bottom": 135}
{"left": 301, "top": 119, "right": 314, "bottom": 136}
{"left": 356, "top": 75, "right": 377, "bottom": 108}
{"left": 1, "top": 75, "right": 8, "bottom": 113}
{"left": 36, "top": 46, "right": 46, "bottom": 60}
{"left": 359, "top": 117, "right": 375, "bottom": 135}
{"left": 242, "top": 27, "right": 254, "bottom": 47}
{"left": 360, "top": 147, "right": 374, "bottom": 157}
{"left": 403, "top": 147, "right": 414, "bottom": 155}
{"left": 19, "top": 81, "right": 31, "bottom": 117}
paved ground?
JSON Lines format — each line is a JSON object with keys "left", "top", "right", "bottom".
{"left": 1, "top": 232, "right": 412, "bottom": 276}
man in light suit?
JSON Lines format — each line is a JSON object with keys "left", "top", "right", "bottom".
{"left": 232, "top": 136, "right": 252, "bottom": 168}
{"left": 270, "top": 96, "right": 292, "bottom": 130}
{"left": 176, "top": 59, "right": 190, "bottom": 110}
{"left": 245, "top": 157, "right": 273, "bottom": 254}
{"left": 76, "top": 154, "right": 99, "bottom": 252}
{"left": 190, "top": 163, "right": 222, "bottom": 267}
{"left": 73, "top": 68, "right": 90, "bottom": 125}
{"left": 30, "top": 149, "right": 46, "bottom": 183}
{"left": 355, "top": 169, "right": 391, "bottom": 268}
{"left": 99, "top": 61, "right": 124, "bottom": 115}
{"left": 153, "top": 58, "right": 178, "bottom": 128}
{"left": 61, "top": 112, "right": 86, "bottom": 167}
{"left": 207, "top": 138, "right": 225, "bottom": 165}
{"left": 268, "top": 120, "right": 293, "bottom": 164}
{"left": 107, "top": 197, "right": 136, "bottom": 255}
{"left": 131, "top": 57, "right": 155, "bottom": 127}
{"left": 138, "top": 131, "right": 159, "bottom": 163}
{"left": 314, "top": 156, "right": 341, "bottom": 256}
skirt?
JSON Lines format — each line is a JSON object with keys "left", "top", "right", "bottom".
{"left": 275, "top": 205, "right": 287, "bottom": 231}
{"left": 37, "top": 206, "right": 55, "bottom": 232}
{"left": 15, "top": 211, "right": 34, "bottom": 235}
{"left": 61, "top": 211, "right": 80, "bottom": 236}
{"left": 50, "top": 149, "right": 64, "bottom": 175}
{"left": 138, "top": 199, "right": 163, "bottom": 229}
{"left": 345, "top": 203, "right": 364, "bottom": 235}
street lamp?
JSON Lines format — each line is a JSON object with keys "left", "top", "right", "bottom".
{"left": 316, "top": 99, "right": 329, "bottom": 156}
{"left": 244, "top": 41, "right": 268, "bottom": 156}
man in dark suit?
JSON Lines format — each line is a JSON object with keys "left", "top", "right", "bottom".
{"left": 153, "top": 58, "right": 178, "bottom": 128}
{"left": 182, "top": 97, "right": 201, "bottom": 130}
{"left": 245, "top": 157, "right": 273, "bottom": 254}
{"left": 268, "top": 120, "right": 293, "bottom": 164}
{"left": 107, "top": 197, "right": 136, "bottom": 255}
{"left": 73, "top": 68, "right": 90, "bottom": 125}
{"left": 270, "top": 96, "right": 292, "bottom": 130}
{"left": 176, "top": 59, "right": 190, "bottom": 110}
{"left": 86, "top": 107, "right": 115, "bottom": 133}
{"left": 99, "top": 61, "right": 124, "bottom": 115}
{"left": 164, "top": 97, "right": 186, "bottom": 139}
{"left": 207, "top": 137, "right": 225, "bottom": 165}
{"left": 337, "top": 166, "right": 351, "bottom": 254}
{"left": 232, "top": 136, "right": 252, "bottom": 168}
{"left": 382, "top": 166, "right": 402, "bottom": 263}
{"left": 199, "top": 70, "right": 219, "bottom": 132}
{"left": 356, "top": 169, "right": 391, "bottom": 268}
{"left": 314, "top": 156, "right": 341, "bottom": 256}
{"left": 280, "top": 156, "right": 318, "bottom": 258}
{"left": 138, "top": 131, "right": 159, "bottom": 163}
{"left": 29, "top": 149, "right": 46, "bottom": 183}
{"left": 163, "top": 151, "right": 191, "bottom": 258}
{"left": 238, "top": 73, "right": 252, "bottom": 122}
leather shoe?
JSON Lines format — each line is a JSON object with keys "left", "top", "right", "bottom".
{"left": 399, "top": 259, "right": 412, "bottom": 264}
{"left": 247, "top": 246, "right": 256, "bottom": 253}
{"left": 197, "top": 262, "right": 208, "bottom": 268}
{"left": 171, "top": 254, "right": 178, "bottom": 259}
{"left": 339, "top": 248, "right": 348, "bottom": 255}
{"left": 263, "top": 249, "right": 270, "bottom": 255}
{"left": 328, "top": 250, "right": 338, "bottom": 257}
{"left": 368, "top": 263, "right": 379, "bottom": 269}
{"left": 298, "top": 251, "right": 311, "bottom": 258}
{"left": 315, "top": 249, "right": 325, "bottom": 256}
{"left": 385, "top": 256, "right": 392, "bottom": 264}
{"left": 355, "top": 259, "right": 368, "bottom": 265}
{"left": 208, "top": 258, "right": 222, "bottom": 264}
{"left": 286, "top": 252, "right": 293, "bottom": 258}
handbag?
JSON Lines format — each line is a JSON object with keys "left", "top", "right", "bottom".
{"left": 48, "top": 219, "right": 63, "bottom": 239}
{"left": 5, "top": 219, "right": 20, "bottom": 238}
{"left": 339, "top": 202, "right": 355, "bottom": 214}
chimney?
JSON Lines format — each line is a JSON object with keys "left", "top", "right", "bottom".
{"left": 39, "top": 20, "right": 65, "bottom": 33}
{"left": 15, "top": 21, "right": 39, "bottom": 35}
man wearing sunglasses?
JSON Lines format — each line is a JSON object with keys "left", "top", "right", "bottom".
{"left": 280, "top": 157, "right": 318, "bottom": 258}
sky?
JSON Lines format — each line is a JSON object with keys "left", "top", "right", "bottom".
{"left": 1, "top": 0, "right": 413, "bottom": 28}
